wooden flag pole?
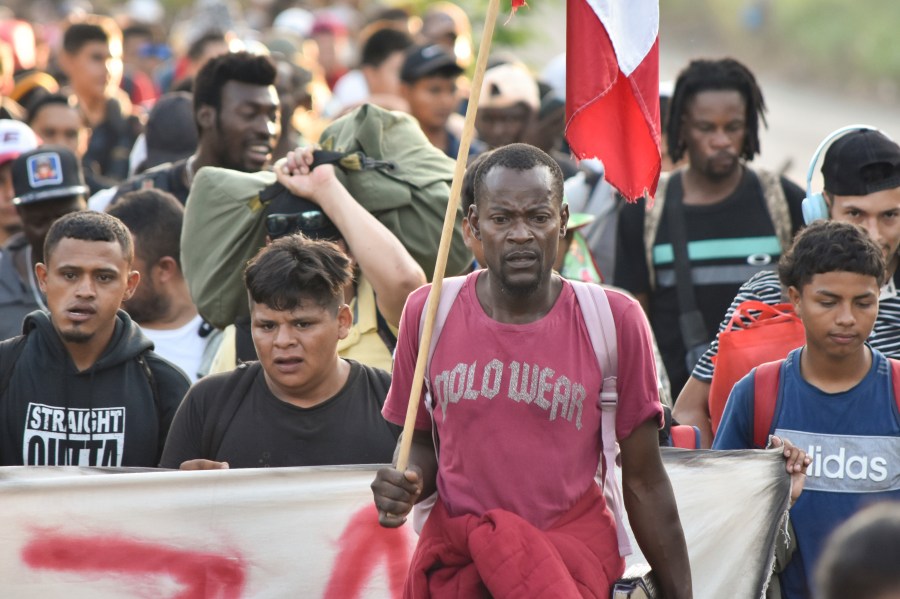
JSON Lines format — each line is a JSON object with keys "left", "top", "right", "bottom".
{"left": 395, "top": 0, "right": 503, "bottom": 472}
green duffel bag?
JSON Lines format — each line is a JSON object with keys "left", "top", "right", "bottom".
{"left": 181, "top": 167, "right": 274, "bottom": 330}
{"left": 318, "top": 103, "right": 470, "bottom": 278}
{"left": 182, "top": 103, "right": 471, "bottom": 330}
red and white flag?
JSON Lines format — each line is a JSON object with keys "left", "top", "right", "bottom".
{"left": 565, "top": 0, "right": 660, "bottom": 202}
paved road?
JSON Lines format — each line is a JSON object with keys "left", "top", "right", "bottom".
{"left": 514, "top": 3, "right": 900, "bottom": 190}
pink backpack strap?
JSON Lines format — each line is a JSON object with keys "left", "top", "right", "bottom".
{"left": 570, "top": 280, "right": 632, "bottom": 557}
{"left": 412, "top": 275, "right": 469, "bottom": 534}
{"left": 418, "top": 276, "right": 468, "bottom": 415}
{"left": 752, "top": 360, "right": 783, "bottom": 449}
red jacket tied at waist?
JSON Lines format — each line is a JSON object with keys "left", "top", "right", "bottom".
{"left": 404, "top": 484, "right": 625, "bottom": 598}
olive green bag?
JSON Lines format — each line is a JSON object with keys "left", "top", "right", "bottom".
{"left": 181, "top": 167, "right": 274, "bottom": 329}
{"left": 181, "top": 104, "right": 471, "bottom": 330}
{"left": 318, "top": 104, "right": 470, "bottom": 278}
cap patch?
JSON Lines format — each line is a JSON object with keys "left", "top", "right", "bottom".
{"left": 27, "top": 153, "right": 63, "bottom": 188}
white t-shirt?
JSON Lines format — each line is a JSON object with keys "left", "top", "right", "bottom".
{"left": 88, "top": 186, "right": 118, "bottom": 212}
{"left": 324, "top": 69, "right": 368, "bottom": 118}
{"left": 140, "top": 314, "right": 207, "bottom": 383}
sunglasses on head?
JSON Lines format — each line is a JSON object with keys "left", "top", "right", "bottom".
{"left": 265, "top": 210, "right": 330, "bottom": 238}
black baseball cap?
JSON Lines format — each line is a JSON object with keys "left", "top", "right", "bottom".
{"left": 12, "top": 145, "right": 88, "bottom": 205}
{"left": 261, "top": 183, "right": 341, "bottom": 241}
{"left": 823, "top": 129, "right": 900, "bottom": 196}
{"left": 401, "top": 44, "right": 463, "bottom": 83}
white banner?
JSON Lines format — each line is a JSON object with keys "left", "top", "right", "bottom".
{"left": 0, "top": 465, "right": 416, "bottom": 598}
{"left": 0, "top": 449, "right": 789, "bottom": 598}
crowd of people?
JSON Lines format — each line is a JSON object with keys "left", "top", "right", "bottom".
{"left": 1, "top": 1, "right": 899, "bottom": 598}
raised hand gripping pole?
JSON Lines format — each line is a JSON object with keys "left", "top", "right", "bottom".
{"left": 395, "top": 0, "right": 502, "bottom": 472}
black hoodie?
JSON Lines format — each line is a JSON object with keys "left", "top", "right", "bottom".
{"left": 0, "top": 310, "right": 190, "bottom": 466}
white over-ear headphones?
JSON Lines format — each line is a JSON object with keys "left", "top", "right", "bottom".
{"left": 802, "top": 124, "right": 881, "bottom": 224}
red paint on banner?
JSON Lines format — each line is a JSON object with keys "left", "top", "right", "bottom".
{"left": 323, "top": 504, "right": 411, "bottom": 598}
{"left": 22, "top": 534, "right": 246, "bottom": 598}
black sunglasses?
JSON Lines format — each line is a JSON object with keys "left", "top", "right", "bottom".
{"left": 265, "top": 211, "right": 330, "bottom": 238}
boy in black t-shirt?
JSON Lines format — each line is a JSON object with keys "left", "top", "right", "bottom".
{"left": 160, "top": 235, "right": 400, "bottom": 469}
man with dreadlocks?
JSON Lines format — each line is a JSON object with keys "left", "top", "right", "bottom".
{"left": 615, "top": 57, "right": 805, "bottom": 397}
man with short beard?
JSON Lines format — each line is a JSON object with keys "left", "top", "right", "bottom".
{"left": 0, "top": 211, "right": 189, "bottom": 466}
{"left": 107, "top": 189, "right": 221, "bottom": 382}
{"left": 102, "top": 52, "right": 280, "bottom": 207}
{"left": 371, "top": 144, "right": 692, "bottom": 598}
{"left": 616, "top": 58, "right": 806, "bottom": 396}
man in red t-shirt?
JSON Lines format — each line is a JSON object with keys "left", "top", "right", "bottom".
{"left": 372, "top": 143, "right": 693, "bottom": 598}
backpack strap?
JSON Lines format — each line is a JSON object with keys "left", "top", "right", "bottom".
{"left": 664, "top": 179, "right": 710, "bottom": 355}
{"left": 753, "top": 357, "right": 898, "bottom": 448}
{"left": 375, "top": 308, "right": 398, "bottom": 354}
{"left": 111, "top": 162, "right": 178, "bottom": 205}
{"left": 645, "top": 167, "right": 792, "bottom": 289}
{"left": 570, "top": 280, "right": 632, "bottom": 557}
{"left": 234, "top": 317, "right": 258, "bottom": 363}
{"left": 136, "top": 352, "right": 161, "bottom": 419}
{"left": 0, "top": 334, "right": 28, "bottom": 398}
{"left": 644, "top": 170, "right": 672, "bottom": 291}
{"left": 2, "top": 331, "right": 162, "bottom": 413}
{"left": 410, "top": 275, "right": 469, "bottom": 533}
{"left": 419, "top": 276, "right": 469, "bottom": 416}
{"left": 200, "top": 362, "right": 262, "bottom": 459}
{"left": 358, "top": 277, "right": 397, "bottom": 354}
{"left": 750, "top": 166, "right": 793, "bottom": 254}
{"left": 752, "top": 360, "right": 784, "bottom": 449}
